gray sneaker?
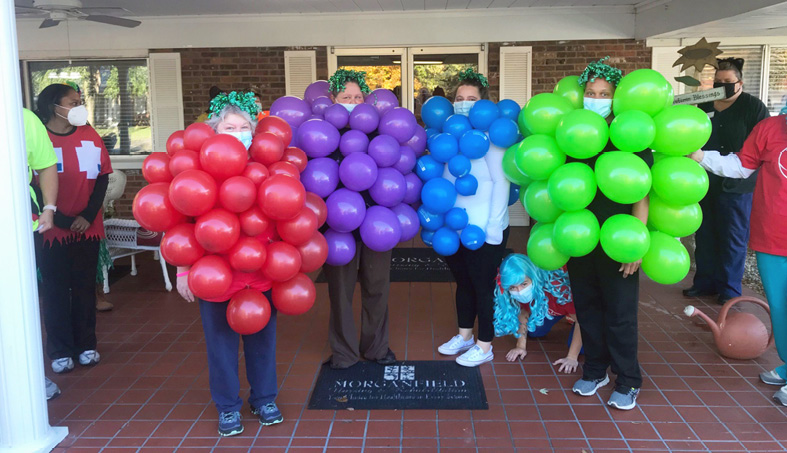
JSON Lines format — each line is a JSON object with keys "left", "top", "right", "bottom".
{"left": 45, "top": 378, "right": 61, "bottom": 401}
{"left": 773, "top": 386, "right": 787, "bottom": 407}
{"left": 608, "top": 386, "right": 640, "bottom": 411}
{"left": 572, "top": 375, "right": 610, "bottom": 396}
{"left": 760, "top": 369, "right": 787, "bottom": 386}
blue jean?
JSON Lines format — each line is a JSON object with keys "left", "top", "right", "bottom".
{"left": 198, "top": 292, "right": 278, "bottom": 413}
{"left": 756, "top": 252, "right": 787, "bottom": 380}
{"left": 527, "top": 315, "right": 582, "bottom": 354}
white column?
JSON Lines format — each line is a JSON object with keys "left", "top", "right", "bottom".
{"left": 0, "top": 1, "right": 68, "bottom": 451}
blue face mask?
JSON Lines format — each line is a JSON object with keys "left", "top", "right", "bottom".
{"left": 453, "top": 100, "right": 476, "bottom": 117}
{"left": 340, "top": 103, "right": 357, "bottom": 113}
{"left": 510, "top": 285, "right": 534, "bottom": 304}
{"left": 224, "top": 131, "right": 253, "bottom": 150}
{"left": 583, "top": 97, "right": 612, "bottom": 118}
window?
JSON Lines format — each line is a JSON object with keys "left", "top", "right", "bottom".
{"left": 767, "top": 47, "right": 787, "bottom": 115}
{"left": 28, "top": 59, "right": 152, "bottom": 155}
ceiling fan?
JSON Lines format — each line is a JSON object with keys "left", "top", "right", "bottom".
{"left": 15, "top": 0, "right": 141, "bottom": 29}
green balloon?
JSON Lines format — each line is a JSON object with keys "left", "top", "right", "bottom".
{"left": 555, "top": 109, "right": 609, "bottom": 159}
{"left": 513, "top": 135, "right": 566, "bottom": 181}
{"left": 553, "top": 75, "right": 584, "bottom": 110}
{"left": 600, "top": 214, "right": 651, "bottom": 263}
{"left": 612, "top": 69, "right": 674, "bottom": 117}
{"left": 527, "top": 222, "right": 569, "bottom": 271}
{"left": 651, "top": 156, "right": 709, "bottom": 206}
{"left": 547, "top": 162, "right": 597, "bottom": 212}
{"left": 503, "top": 143, "right": 533, "bottom": 186}
{"left": 595, "top": 151, "right": 652, "bottom": 204}
{"left": 523, "top": 180, "right": 563, "bottom": 223}
{"left": 648, "top": 192, "right": 702, "bottom": 238}
{"left": 552, "top": 209, "right": 600, "bottom": 257}
{"left": 642, "top": 231, "right": 690, "bottom": 285}
{"left": 609, "top": 110, "right": 656, "bottom": 152}
{"left": 650, "top": 104, "right": 712, "bottom": 156}
{"left": 518, "top": 93, "right": 575, "bottom": 136}
{"left": 652, "top": 151, "right": 669, "bottom": 164}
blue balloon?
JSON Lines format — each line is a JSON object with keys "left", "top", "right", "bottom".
{"left": 427, "top": 133, "right": 459, "bottom": 163}
{"left": 421, "top": 96, "right": 454, "bottom": 129}
{"left": 425, "top": 127, "right": 440, "bottom": 139}
{"left": 459, "top": 130, "right": 490, "bottom": 159}
{"left": 468, "top": 99, "right": 500, "bottom": 131}
{"left": 442, "top": 114, "right": 472, "bottom": 139}
{"left": 433, "top": 227, "right": 460, "bottom": 256}
{"left": 455, "top": 174, "right": 478, "bottom": 196}
{"left": 421, "top": 178, "right": 457, "bottom": 214}
{"left": 488, "top": 118, "right": 519, "bottom": 148}
{"left": 415, "top": 155, "right": 443, "bottom": 181}
{"left": 420, "top": 229, "right": 435, "bottom": 247}
{"left": 417, "top": 205, "right": 444, "bottom": 231}
{"left": 460, "top": 225, "right": 486, "bottom": 250}
{"left": 445, "top": 207, "right": 469, "bottom": 230}
{"left": 448, "top": 154, "right": 472, "bottom": 178}
{"left": 508, "top": 184, "right": 520, "bottom": 206}
{"left": 497, "top": 99, "right": 521, "bottom": 122}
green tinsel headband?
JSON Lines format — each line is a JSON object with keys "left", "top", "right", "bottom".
{"left": 329, "top": 69, "right": 371, "bottom": 94}
{"left": 457, "top": 68, "right": 489, "bottom": 88}
{"left": 208, "top": 91, "right": 260, "bottom": 119}
{"left": 578, "top": 57, "right": 623, "bottom": 87}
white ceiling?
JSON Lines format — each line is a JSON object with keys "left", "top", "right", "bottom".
{"left": 654, "top": 1, "right": 787, "bottom": 38}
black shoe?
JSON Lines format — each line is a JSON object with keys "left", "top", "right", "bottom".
{"left": 716, "top": 295, "right": 734, "bottom": 306}
{"left": 376, "top": 349, "right": 397, "bottom": 365}
{"left": 682, "top": 286, "right": 718, "bottom": 297}
{"left": 324, "top": 355, "right": 357, "bottom": 370}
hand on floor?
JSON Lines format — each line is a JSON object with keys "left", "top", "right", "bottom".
{"left": 553, "top": 357, "right": 579, "bottom": 373}
{"left": 506, "top": 347, "right": 527, "bottom": 361}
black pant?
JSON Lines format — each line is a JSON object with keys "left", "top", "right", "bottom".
{"left": 567, "top": 246, "right": 642, "bottom": 389}
{"left": 445, "top": 228, "right": 509, "bottom": 343}
{"left": 39, "top": 239, "right": 100, "bottom": 360}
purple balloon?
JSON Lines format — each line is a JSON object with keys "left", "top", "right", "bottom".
{"left": 309, "top": 114, "right": 324, "bottom": 121}
{"left": 311, "top": 96, "right": 333, "bottom": 115}
{"left": 304, "top": 80, "right": 331, "bottom": 105}
{"left": 289, "top": 125, "right": 299, "bottom": 148}
{"left": 405, "top": 127, "right": 428, "bottom": 156}
{"left": 326, "top": 188, "right": 367, "bottom": 233}
{"left": 301, "top": 157, "right": 339, "bottom": 198}
{"left": 324, "top": 103, "right": 350, "bottom": 130}
{"left": 393, "top": 145, "right": 416, "bottom": 174}
{"left": 367, "top": 135, "right": 401, "bottom": 168}
{"left": 324, "top": 228, "right": 357, "bottom": 266}
{"left": 339, "top": 129, "right": 370, "bottom": 156}
{"left": 364, "top": 88, "right": 399, "bottom": 117}
{"left": 270, "top": 96, "right": 311, "bottom": 128}
{"left": 360, "top": 206, "right": 402, "bottom": 252}
{"left": 296, "top": 119, "right": 340, "bottom": 158}
{"left": 391, "top": 203, "right": 420, "bottom": 242}
{"left": 403, "top": 172, "right": 423, "bottom": 205}
{"left": 349, "top": 103, "right": 380, "bottom": 134}
{"left": 339, "top": 152, "right": 378, "bottom": 192}
{"left": 369, "top": 167, "right": 407, "bottom": 208}
{"left": 379, "top": 107, "right": 417, "bottom": 144}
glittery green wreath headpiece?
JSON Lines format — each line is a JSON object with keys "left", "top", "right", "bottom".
{"left": 208, "top": 91, "right": 260, "bottom": 119}
{"left": 578, "top": 57, "right": 623, "bottom": 87}
{"left": 329, "top": 69, "right": 371, "bottom": 94}
{"left": 457, "top": 68, "right": 489, "bottom": 88}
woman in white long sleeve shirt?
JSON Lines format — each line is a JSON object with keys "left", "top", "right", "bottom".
{"left": 437, "top": 71, "right": 511, "bottom": 367}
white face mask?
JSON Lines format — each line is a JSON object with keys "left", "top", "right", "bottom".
{"left": 340, "top": 103, "right": 357, "bottom": 113}
{"left": 56, "top": 104, "right": 88, "bottom": 126}
{"left": 224, "top": 131, "right": 253, "bottom": 150}
{"left": 510, "top": 285, "right": 534, "bottom": 304}
{"left": 583, "top": 97, "right": 612, "bottom": 118}
{"left": 453, "top": 100, "right": 475, "bottom": 117}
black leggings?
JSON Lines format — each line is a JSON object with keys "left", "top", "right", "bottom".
{"left": 445, "top": 228, "right": 509, "bottom": 343}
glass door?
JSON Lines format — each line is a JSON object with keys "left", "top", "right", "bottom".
{"left": 330, "top": 47, "right": 407, "bottom": 108}
{"left": 408, "top": 46, "right": 485, "bottom": 120}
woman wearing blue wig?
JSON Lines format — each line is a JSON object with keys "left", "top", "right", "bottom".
{"left": 493, "top": 254, "right": 583, "bottom": 373}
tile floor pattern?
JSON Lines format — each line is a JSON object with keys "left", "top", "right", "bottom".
{"left": 46, "top": 227, "right": 786, "bottom": 452}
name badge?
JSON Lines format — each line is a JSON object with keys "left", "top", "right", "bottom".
{"left": 707, "top": 111, "right": 715, "bottom": 119}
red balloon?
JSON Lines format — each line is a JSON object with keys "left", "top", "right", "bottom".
{"left": 277, "top": 207, "right": 318, "bottom": 246}
{"left": 142, "top": 152, "right": 172, "bottom": 183}
{"left": 188, "top": 255, "right": 232, "bottom": 300}
{"left": 133, "top": 183, "right": 185, "bottom": 232}
{"left": 271, "top": 273, "right": 316, "bottom": 315}
{"left": 184, "top": 122, "right": 215, "bottom": 152}
{"left": 268, "top": 161, "right": 300, "bottom": 179}
{"left": 160, "top": 223, "right": 204, "bottom": 266}
{"left": 227, "top": 289, "right": 272, "bottom": 335}
{"left": 282, "top": 147, "right": 308, "bottom": 172}
{"left": 219, "top": 176, "right": 257, "bottom": 213}
{"left": 297, "top": 231, "right": 328, "bottom": 273}
{"left": 239, "top": 206, "right": 271, "bottom": 237}
{"left": 257, "top": 219, "right": 279, "bottom": 244}
{"left": 304, "top": 192, "right": 328, "bottom": 228}
{"left": 166, "top": 130, "right": 186, "bottom": 156}
{"left": 169, "top": 169, "right": 217, "bottom": 217}
{"left": 243, "top": 162, "right": 269, "bottom": 186}
{"left": 194, "top": 209, "right": 241, "bottom": 253}
{"left": 250, "top": 132, "right": 285, "bottom": 165}
{"left": 261, "top": 241, "right": 302, "bottom": 282}
{"left": 256, "top": 116, "right": 292, "bottom": 147}
{"left": 200, "top": 134, "right": 248, "bottom": 182}
{"left": 169, "top": 149, "right": 201, "bottom": 177}
{"left": 228, "top": 236, "right": 267, "bottom": 272}
{"left": 258, "top": 174, "right": 306, "bottom": 221}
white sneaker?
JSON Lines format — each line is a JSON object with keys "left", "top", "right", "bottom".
{"left": 51, "top": 357, "right": 74, "bottom": 374}
{"left": 45, "top": 378, "right": 61, "bottom": 401}
{"left": 78, "top": 350, "right": 100, "bottom": 366}
{"left": 456, "top": 345, "right": 493, "bottom": 367}
{"left": 438, "top": 335, "right": 475, "bottom": 355}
